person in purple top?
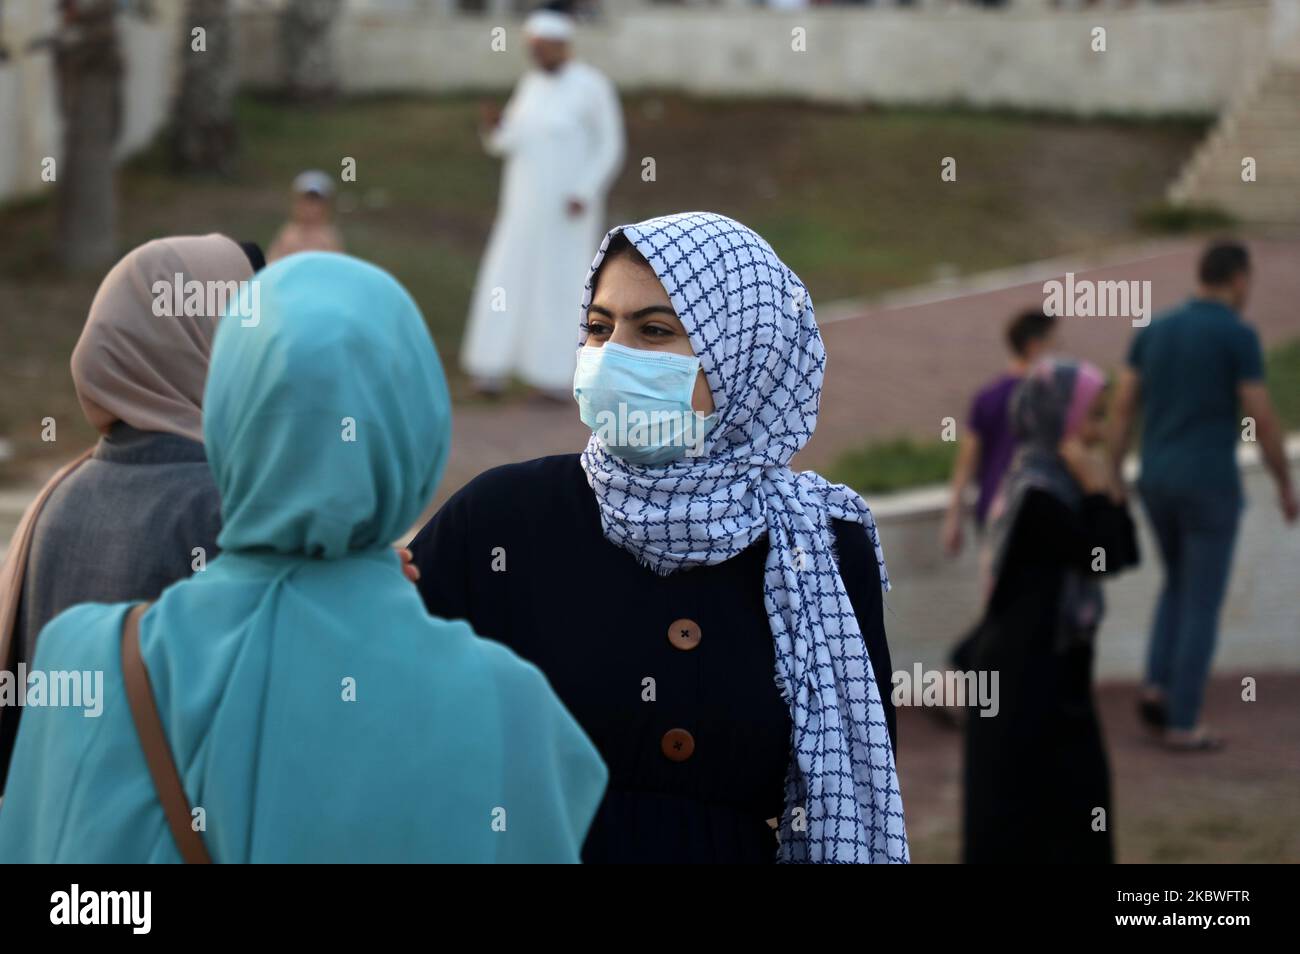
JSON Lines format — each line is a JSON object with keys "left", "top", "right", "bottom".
{"left": 942, "top": 309, "right": 1058, "bottom": 556}
{"left": 936, "top": 309, "right": 1057, "bottom": 684}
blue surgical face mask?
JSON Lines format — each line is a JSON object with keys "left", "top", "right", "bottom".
{"left": 573, "top": 341, "right": 717, "bottom": 466}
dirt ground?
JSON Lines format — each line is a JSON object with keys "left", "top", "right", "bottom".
{"left": 899, "top": 672, "right": 1300, "bottom": 864}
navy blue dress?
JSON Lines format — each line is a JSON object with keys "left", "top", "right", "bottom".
{"left": 410, "top": 454, "right": 896, "bottom": 864}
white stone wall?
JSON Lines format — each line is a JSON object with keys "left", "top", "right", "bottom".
{"left": 0, "top": 0, "right": 60, "bottom": 203}
{"left": 873, "top": 439, "right": 1300, "bottom": 681}
{"left": 0, "top": 2, "right": 1281, "bottom": 201}
{"left": 234, "top": 1, "right": 1272, "bottom": 116}
{"left": 0, "top": 2, "right": 181, "bottom": 203}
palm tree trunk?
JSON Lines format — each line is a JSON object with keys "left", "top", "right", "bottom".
{"left": 172, "top": 0, "right": 238, "bottom": 174}
{"left": 54, "top": 0, "right": 122, "bottom": 271}
{"left": 279, "top": 0, "right": 342, "bottom": 101}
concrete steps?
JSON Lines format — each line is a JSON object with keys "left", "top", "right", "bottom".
{"left": 1169, "top": 65, "right": 1300, "bottom": 225}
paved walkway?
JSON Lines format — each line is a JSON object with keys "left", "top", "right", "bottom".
{"left": 803, "top": 234, "right": 1300, "bottom": 468}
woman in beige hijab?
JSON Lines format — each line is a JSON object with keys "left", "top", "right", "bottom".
{"left": 0, "top": 234, "right": 257, "bottom": 789}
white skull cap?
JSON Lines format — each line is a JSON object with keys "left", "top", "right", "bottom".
{"left": 524, "top": 9, "right": 575, "bottom": 41}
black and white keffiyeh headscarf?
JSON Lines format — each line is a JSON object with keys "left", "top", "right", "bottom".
{"left": 576, "top": 212, "right": 909, "bottom": 863}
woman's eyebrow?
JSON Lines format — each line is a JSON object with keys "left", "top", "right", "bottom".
{"left": 631, "top": 305, "right": 679, "bottom": 320}
{"left": 587, "top": 303, "right": 680, "bottom": 322}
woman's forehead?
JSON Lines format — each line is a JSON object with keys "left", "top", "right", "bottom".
{"left": 592, "top": 254, "right": 675, "bottom": 307}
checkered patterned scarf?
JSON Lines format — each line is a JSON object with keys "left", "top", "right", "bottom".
{"left": 577, "top": 212, "right": 909, "bottom": 863}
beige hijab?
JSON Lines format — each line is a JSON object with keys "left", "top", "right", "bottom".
{"left": 0, "top": 234, "right": 252, "bottom": 686}
{"left": 72, "top": 234, "right": 253, "bottom": 443}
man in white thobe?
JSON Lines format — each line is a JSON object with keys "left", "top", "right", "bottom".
{"left": 461, "top": 9, "right": 625, "bottom": 397}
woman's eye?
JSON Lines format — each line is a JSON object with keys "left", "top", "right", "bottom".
{"left": 642, "top": 325, "right": 672, "bottom": 338}
{"left": 583, "top": 321, "right": 612, "bottom": 337}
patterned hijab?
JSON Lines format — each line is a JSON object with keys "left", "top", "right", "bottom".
{"left": 577, "top": 212, "right": 908, "bottom": 863}
{"left": 986, "top": 358, "right": 1108, "bottom": 643}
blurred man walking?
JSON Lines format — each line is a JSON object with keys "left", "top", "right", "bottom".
{"left": 1110, "top": 241, "right": 1297, "bottom": 751}
{"left": 462, "top": 6, "right": 624, "bottom": 398}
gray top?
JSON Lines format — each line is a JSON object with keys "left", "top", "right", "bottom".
{"left": 17, "top": 424, "right": 222, "bottom": 665}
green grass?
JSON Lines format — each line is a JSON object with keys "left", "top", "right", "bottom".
{"left": 1136, "top": 201, "right": 1236, "bottom": 234}
{"left": 826, "top": 437, "right": 958, "bottom": 495}
{"left": 1266, "top": 338, "right": 1300, "bottom": 431}
{"left": 0, "top": 93, "right": 1206, "bottom": 473}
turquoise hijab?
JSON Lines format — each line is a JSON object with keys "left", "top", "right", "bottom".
{"left": 0, "top": 253, "right": 606, "bottom": 862}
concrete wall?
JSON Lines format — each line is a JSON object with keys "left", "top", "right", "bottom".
{"left": 0, "top": 1, "right": 181, "bottom": 203}
{"left": 0, "top": 1, "right": 60, "bottom": 203}
{"left": 236, "top": 1, "right": 1272, "bottom": 116}
{"left": 0, "top": 2, "right": 1281, "bottom": 203}
{"left": 874, "top": 438, "right": 1300, "bottom": 682}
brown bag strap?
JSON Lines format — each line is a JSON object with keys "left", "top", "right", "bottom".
{"left": 120, "top": 603, "right": 212, "bottom": 864}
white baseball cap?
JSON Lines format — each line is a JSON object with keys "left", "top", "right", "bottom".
{"left": 293, "top": 170, "right": 335, "bottom": 198}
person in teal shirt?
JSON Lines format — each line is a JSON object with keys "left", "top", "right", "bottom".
{"left": 0, "top": 252, "right": 607, "bottom": 862}
{"left": 1110, "top": 241, "right": 1297, "bottom": 750}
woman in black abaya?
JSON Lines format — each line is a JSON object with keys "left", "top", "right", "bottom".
{"left": 964, "top": 358, "right": 1139, "bottom": 864}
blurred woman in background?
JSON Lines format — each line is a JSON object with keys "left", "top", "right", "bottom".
{"left": 0, "top": 234, "right": 257, "bottom": 790}
{"left": 963, "top": 358, "right": 1139, "bottom": 864}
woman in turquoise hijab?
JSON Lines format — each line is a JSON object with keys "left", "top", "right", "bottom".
{"left": 0, "top": 253, "right": 606, "bottom": 863}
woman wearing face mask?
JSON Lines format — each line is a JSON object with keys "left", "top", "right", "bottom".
{"left": 411, "top": 212, "right": 907, "bottom": 863}
{"left": 963, "top": 358, "right": 1139, "bottom": 864}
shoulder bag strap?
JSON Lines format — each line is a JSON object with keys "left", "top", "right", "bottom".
{"left": 120, "top": 602, "right": 212, "bottom": 864}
